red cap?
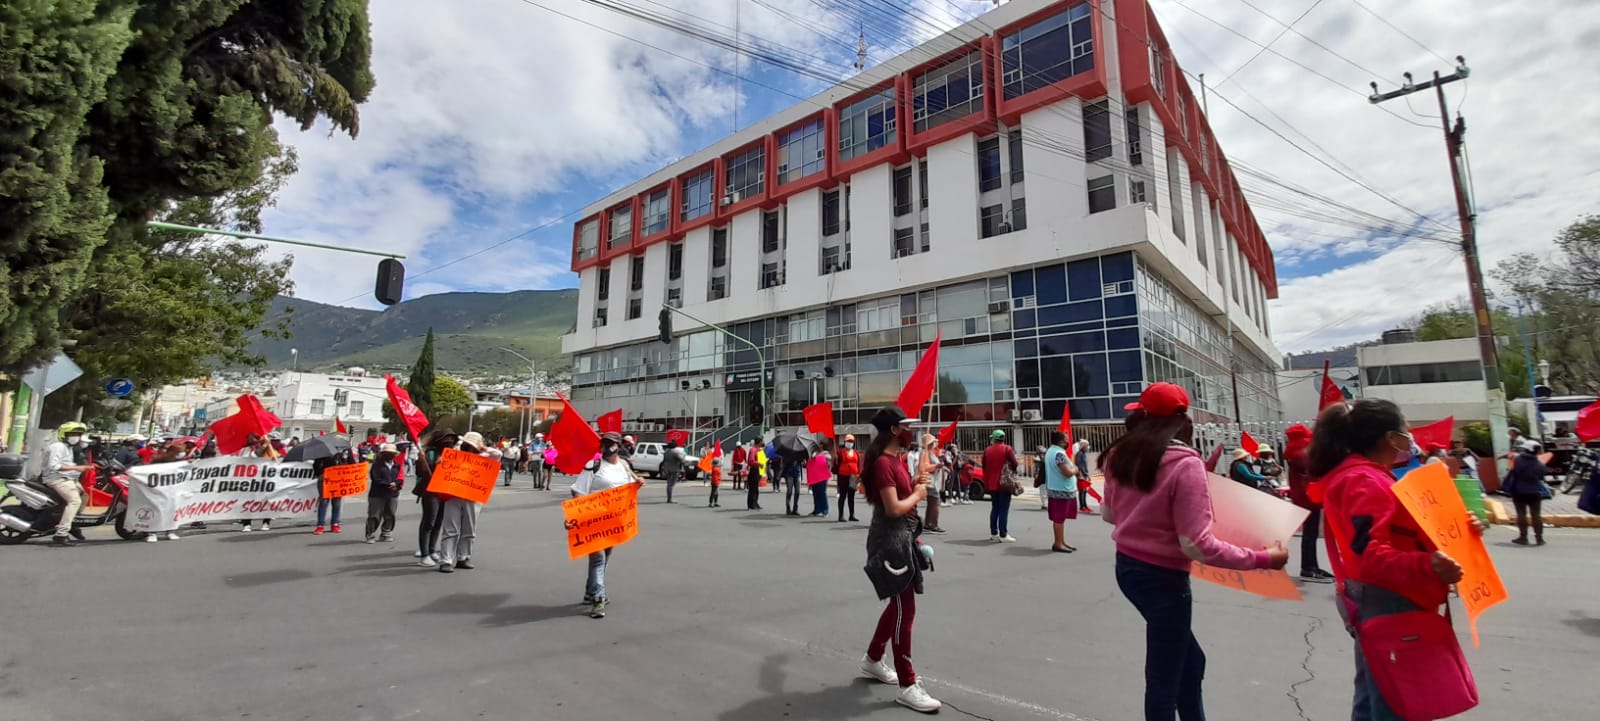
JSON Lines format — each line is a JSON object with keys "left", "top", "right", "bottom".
{"left": 1124, "top": 383, "right": 1190, "bottom": 417}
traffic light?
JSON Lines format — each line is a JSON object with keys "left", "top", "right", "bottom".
{"left": 375, "top": 258, "right": 406, "bottom": 305}
{"left": 658, "top": 307, "right": 672, "bottom": 344}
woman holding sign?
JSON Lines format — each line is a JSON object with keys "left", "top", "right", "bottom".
{"left": 1311, "top": 400, "right": 1482, "bottom": 721}
{"left": 436, "top": 432, "right": 501, "bottom": 573}
{"left": 1100, "top": 383, "right": 1288, "bottom": 721}
{"left": 571, "top": 431, "right": 644, "bottom": 619}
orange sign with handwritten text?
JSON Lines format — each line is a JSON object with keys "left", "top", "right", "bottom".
{"left": 1191, "top": 564, "right": 1303, "bottom": 601}
{"left": 1392, "top": 463, "right": 1507, "bottom": 646}
{"left": 561, "top": 483, "right": 640, "bottom": 559}
{"left": 428, "top": 449, "right": 500, "bottom": 505}
{"left": 321, "top": 463, "right": 369, "bottom": 499}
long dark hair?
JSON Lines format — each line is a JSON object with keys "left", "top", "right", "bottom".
{"left": 1101, "top": 409, "right": 1194, "bottom": 492}
{"left": 1308, "top": 400, "right": 1407, "bottom": 476}
{"left": 860, "top": 429, "right": 897, "bottom": 505}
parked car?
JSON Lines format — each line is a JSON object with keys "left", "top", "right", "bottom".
{"left": 628, "top": 442, "right": 702, "bottom": 480}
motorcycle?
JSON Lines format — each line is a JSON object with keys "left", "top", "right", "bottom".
{"left": 0, "top": 455, "right": 143, "bottom": 544}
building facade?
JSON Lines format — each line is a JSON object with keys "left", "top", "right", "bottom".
{"left": 561, "top": 0, "right": 1283, "bottom": 437}
{"left": 269, "top": 370, "right": 390, "bottom": 439}
{"left": 1357, "top": 337, "right": 1486, "bottom": 425}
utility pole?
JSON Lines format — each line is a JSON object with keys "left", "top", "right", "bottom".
{"left": 1370, "top": 57, "right": 1510, "bottom": 466}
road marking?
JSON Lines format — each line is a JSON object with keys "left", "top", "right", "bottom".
{"left": 746, "top": 629, "right": 1102, "bottom": 721}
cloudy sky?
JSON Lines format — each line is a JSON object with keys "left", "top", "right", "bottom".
{"left": 259, "top": 0, "right": 1600, "bottom": 353}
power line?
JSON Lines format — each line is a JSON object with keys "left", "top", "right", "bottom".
{"left": 1347, "top": 0, "right": 1452, "bottom": 65}
{"left": 1216, "top": 0, "right": 1326, "bottom": 85}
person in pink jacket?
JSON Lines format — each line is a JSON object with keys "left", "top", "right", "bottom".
{"left": 1101, "top": 383, "right": 1288, "bottom": 721}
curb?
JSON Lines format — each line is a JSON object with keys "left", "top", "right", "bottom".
{"left": 1485, "top": 498, "right": 1600, "bottom": 528}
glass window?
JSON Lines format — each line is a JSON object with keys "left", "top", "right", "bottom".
{"left": 1109, "top": 350, "right": 1142, "bottom": 382}
{"left": 893, "top": 227, "right": 915, "bottom": 257}
{"left": 918, "top": 158, "right": 929, "bottom": 208}
{"left": 627, "top": 297, "right": 642, "bottom": 320}
{"left": 681, "top": 169, "right": 714, "bottom": 222}
{"left": 1011, "top": 268, "right": 1034, "bottom": 299}
{"left": 1364, "top": 362, "right": 1484, "bottom": 386}
{"left": 1083, "top": 100, "right": 1112, "bottom": 162}
{"left": 1001, "top": 3, "right": 1095, "bottom": 99}
{"left": 1015, "top": 308, "right": 1036, "bottom": 329}
{"left": 1040, "top": 356, "right": 1075, "bottom": 397}
{"left": 1103, "top": 252, "right": 1134, "bottom": 282}
{"left": 913, "top": 49, "right": 985, "bottom": 132}
{"left": 937, "top": 280, "right": 987, "bottom": 319}
{"left": 711, "top": 227, "right": 728, "bottom": 268}
{"left": 978, "top": 137, "right": 1002, "bottom": 191}
{"left": 1038, "top": 300, "right": 1102, "bottom": 327}
{"left": 725, "top": 144, "right": 765, "bottom": 201}
{"left": 1008, "top": 130, "right": 1025, "bottom": 183}
{"left": 708, "top": 275, "right": 727, "bottom": 300}
{"left": 642, "top": 188, "right": 670, "bottom": 235}
{"left": 821, "top": 244, "right": 849, "bottom": 274}
{"left": 762, "top": 210, "right": 781, "bottom": 253}
{"left": 577, "top": 219, "right": 599, "bottom": 259}
{"left": 1011, "top": 197, "right": 1027, "bottom": 231}
{"left": 777, "top": 118, "right": 826, "bottom": 184}
{"left": 629, "top": 255, "right": 645, "bottom": 291}
{"left": 822, "top": 189, "right": 841, "bottom": 236}
{"left": 1068, "top": 259, "right": 1100, "bottom": 301}
{"left": 1035, "top": 263, "right": 1066, "bottom": 305}
{"left": 1127, "top": 106, "right": 1142, "bottom": 166}
{"left": 1073, "top": 354, "right": 1109, "bottom": 396}
{"left": 1107, "top": 327, "right": 1138, "bottom": 349}
{"left": 310, "top": 398, "right": 326, "bottom": 416}
{"left": 839, "top": 87, "right": 898, "bottom": 161}
{"left": 1104, "top": 294, "right": 1136, "bottom": 318}
{"left": 761, "top": 261, "right": 782, "bottom": 289}
{"left": 1088, "top": 175, "right": 1116, "bottom": 213}
{"left": 608, "top": 205, "right": 632, "bottom": 248}
{"left": 1015, "top": 338, "right": 1038, "bottom": 358}
{"left": 980, "top": 204, "right": 1006, "bottom": 238}
{"left": 1015, "top": 359, "right": 1040, "bottom": 389}
{"left": 1129, "top": 178, "right": 1146, "bottom": 204}
{"left": 893, "top": 166, "right": 913, "bottom": 216}
{"left": 668, "top": 243, "right": 683, "bottom": 281}
{"left": 596, "top": 267, "right": 611, "bottom": 301}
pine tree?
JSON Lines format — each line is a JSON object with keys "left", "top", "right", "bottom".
{"left": 408, "top": 329, "right": 437, "bottom": 419}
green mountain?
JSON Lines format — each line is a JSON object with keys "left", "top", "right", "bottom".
{"left": 248, "top": 290, "right": 579, "bottom": 377}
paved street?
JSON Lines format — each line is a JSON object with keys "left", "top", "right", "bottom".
{"left": 3, "top": 475, "right": 1597, "bottom": 721}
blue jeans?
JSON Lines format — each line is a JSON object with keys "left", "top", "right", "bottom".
{"left": 810, "top": 482, "right": 829, "bottom": 515}
{"left": 1116, "top": 552, "right": 1207, "bottom": 721}
{"left": 316, "top": 498, "right": 342, "bottom": 526}
{"left": 1345, "top": 582, "right": 1416, "bottom": 721}
{"left": 785, "top": 472, "right": 803, "bottom": 513}
{"left": 586, "top": 548, "right": 613, "bottom": 600}
{"left": 989, "top": 490, "right": 1012, "bottom": 536}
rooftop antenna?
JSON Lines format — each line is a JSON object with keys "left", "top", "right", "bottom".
{"left": 854, "top": 23, "right": 867, "bottom": 72}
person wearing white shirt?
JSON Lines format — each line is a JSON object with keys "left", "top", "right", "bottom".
{"left": 43, "top": 423, "right": 93, "bottom": 547}
{"left": 571, "top": 431, "right": 644, "bottom": 618}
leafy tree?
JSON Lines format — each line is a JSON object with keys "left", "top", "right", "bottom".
{"left": 1487, "top": 216, "right": 1600, "bottom": 395}
{"left": 432, "top": 377, "right": 474, "bottom": 417}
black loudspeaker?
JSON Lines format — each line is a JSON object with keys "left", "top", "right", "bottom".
{"left": 375, "top": 259, "right": 405, "bottom": 305}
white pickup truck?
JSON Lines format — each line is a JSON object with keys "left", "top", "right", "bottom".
{"left": 628, "top": 442, "right": 702, "bottom": 480}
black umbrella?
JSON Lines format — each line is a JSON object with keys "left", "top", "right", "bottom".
{"left": 283, "top": 435, "right": 352, "bottom": 462}
{"left": 772, "top": 429, "right": 819, "bottom": 459}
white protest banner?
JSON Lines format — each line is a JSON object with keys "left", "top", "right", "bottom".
{"left": 127, "top": 457, "right": 320, "bottom": 532}
{"left": 1190, "top": 473, "right": 1310, "bottom": 601}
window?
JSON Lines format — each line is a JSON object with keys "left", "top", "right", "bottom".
{"left": 918, "top": 159, "right": 929, "bottom": 208}
{"left": 777, "top": 118, "right": 825, "bottom": 184}
{"left": 310, "top": 399, "right": 326, "bottom": 416}
{"left": 978, "top": 137, "right": 1002, "bottom": 191}
{"left": 1127, "top": 107, "right": 1142, "bottom": 166}
{"left": 1149, "top": 42, "right": 1166, "bottom": 97}
{"left": 608, "top": 205, "right": 631, "bottom": 248}
{"left": 893, "top": 227, "right": 915, "bottom": 257}
{"left": 724, "top": 144, "right": 765, "bottom": 202}
{"left": 1083, "top": 100, "right": 1112, "bottom": 162}
{"left": 761, "top": 210, "right": 781, "bottom": 253}
{"left": 919, "top": 222, "right": 930, "bottom": 252}
{"left": 709, "top": 276, "right": 728, "bottom": 300}
{"left": 1000, "top": 3, "right": 1095, "bottom": 100}
{"left": 627, "top": 297, "right": 642, "bottom": 320}
{"left": 761, "top": 261, "right": 782, "bottom": 289}
{"left": 596, "top": 267, "right": 611, "bottom": 301}
{"left": 594, "top": 308, "right": 608, "bottom": 327}
{"left": 1011, "top": 198, "right": 1027, "bottom": 231}
{"left": 821, "top": 245, "right": 847, "bottom": 274}
{"left": 1008, "top": 130, "right": 1025, "bottom": 183}
{"left": 980, "top": 204, "right": 1007, "bottom": 238}
{"left": 1167, "top": 154, "right": 1185, "bottom": 240}
{"left": 838, "top": 87, "right": 897, "bottom": 161}
{"left": 1193, "top": 187, "right": 1209, "bottom": 266}
{"left": 668, "top": 243, "right": 683, "bottom": 280}
{"left": 1129, "top": 179, "right": 1147, "bottom": 204}
{"left": 681, "top": 169, "right": 714, "bottom": 222}
{"left": 349, "top": 400, "right": 364, "bottom": 417}
{"left": 1087, "top": 175, "right": 1116, "bottom": 213}
{"left": 1365, "top": 361, "right": 1483, "bottom": 386}
{"left": 822, "top": 190, "right": 842, "bottom": 236}
{"left": 577, "top": 219, "right": 599, "bottom": 259}
{"left": 913, "top": 49, "right": 985, "bottom": 132}
{"left": 711, "top": 227, "right": 728, "bottom": 268}
{"left": 642, "top": 188, "right": 670, "bottom": 235}
{"left": 666, "top": 287, "right": 682, "bottom": 307}
{"left": 893, "top": 166, "right": 913, "bottom": 216}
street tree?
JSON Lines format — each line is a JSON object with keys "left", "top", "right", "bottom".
{"left": 432, "top": 377, "right": 475, "bottom": 417}
{"left": 382, "top": 328, "right": 439, "bottom": 435}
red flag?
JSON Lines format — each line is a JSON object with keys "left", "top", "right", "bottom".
{"left": 1319, "top": 359, "right": 1344, "bottom": 410}
{"left": 803, "top": 402, "right": 835, "bottom": 439}
{"left": 597, "top": 409, "right": 623, "bottom": 435}
{"left": 896, "top": 332, "right": 942, "bottom": 418}
{"left": 1410, "top": 416, "right": 1454, "bottom": 453}
{"left": 936, "top": 418, "right": 959, "bottom": 449}
{"left": 550, "top": 394, "right": 601, "bottom": 475}
{"left": 713, "top": 439, "right": 722, "bottom": 458}
{"left": 699, "top": 440, "right": 722, "bottom": 474}
{"left": 335, "top": 417, "right": 348, "bottom": 434}
{"left": 1240, "top": 431, "right": 1260, "bottom": 456}
{"left": 666, "top": 429, "right": 690, "bottom": 447}
{"left": 209, "top": 394, "right": 282, "bottom": 455}
{"left": 384, "top": 374, "right": 430, "bottom": 441}
{"left": 1058, "top": 405, "right": 1075, "bottom": 447}
{"left": 1576, "top": 400, "right": 1600, "bottom": 442}
{"left": 1205, "top": 443, "right": 1225, "bottom": 474}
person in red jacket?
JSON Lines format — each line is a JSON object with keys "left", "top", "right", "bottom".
{"left": 731, "top": 442, "right": 747, "bottom": 490}
{"left": 836, "top": 434, "right": 862, "bottom": 522}
{"left": 1284, "top": 423, "right": 1333, "bottom": 584}
{"left": 981, "top": 430, "right": 1019, "bottom": 542}
{"left": 1310, "top": 399, "right": 1483, "bottom": 721}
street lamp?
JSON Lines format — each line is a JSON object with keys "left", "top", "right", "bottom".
{"left": 290, "top": 348, "right": 298, "bottom": 372}
{"left": 497, "top": 347, "right": 537, "bottom": 444}
{"left": 1537, "top": 359, "right": 1551, "bottom": 387}
{"left": 1535, "top": 358, "right": 1552, "bottom": 441}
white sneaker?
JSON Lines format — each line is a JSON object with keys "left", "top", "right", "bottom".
{"left": 366, "top": 537, "right": 376, "bottom": 544}
{"left": 1000, "top": 535, "right": 1017, "bottom": 543}
{"left": 166, "top": 532, "right": 180, "bottom": 540}
{"left": 859, "top": 654, "right": 898, "bottom": 686}
{"left": 413, "top": 550, "right": 425, "bottom": 558}
{"left": 146, "top": 534, "right": 158, "bottom": 543}
{"left": 260, "top": 522, "right": 271, "bottom": 531}
{"left": 240, "top": 525, "right": 252, "bottom": 533}
{"left": 896, "top": 682, "right": 941, "bottom": 713}
{"left": 419, "top": 557, "right": 437, "bottom": 568}
{"left": 990, "top": 535, "right": 1002, "bottom": 543}
{"left": 429, "top": 552, "right": 441, "bottom": 562}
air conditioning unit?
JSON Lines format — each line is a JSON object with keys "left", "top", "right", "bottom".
{"left": 1021, "top": 409, "right": 1043, "bottom": 422}
{"left": 1009, "top": 409, "right": 1022, "bottom": 421}
{"left": 987, "top": 301, "right": 1008, "bottom": 315}
{"left": 722, "top": 191, "right": 742, "bottom": 206}
{"left": 894, "top": 248, "right": 913, "bottom": 258}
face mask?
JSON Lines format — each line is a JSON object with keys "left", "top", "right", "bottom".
{"left": 66, "top": 436, "right": 83, "bottom": 446}
{"left": 896, "top": 428, "right": 915, "bottom": 447}
{"left": 602, "top": 445, "right": 619, "bottom": 457}
{"left": 844, "top": 442, "right": 853, "bottom": 449}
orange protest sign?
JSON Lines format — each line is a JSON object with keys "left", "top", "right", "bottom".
{"left": 561, "top": 483, "right": 640, "bottom": 559}
{"left": 1191, "top": 564, "right": 1303, "bottom": 601}
{"left": 427, "top": 448, "right": 500, "bottom": 504}
{"left": 1392, "top": 462, "right": 1507, "bottom": 646}
{"left": 321, "top": 463, "right": 369, "bottom": 499}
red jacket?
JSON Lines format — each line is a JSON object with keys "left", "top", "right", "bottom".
{"left": 837, "top": 449, "right": 861, "bottom": 477}
{"left": 982, "top": 443, "right": 1017, "bottom": 493}
{"left": 732, "top": 446, "right": 747, "bottom": 465}
{"left": 1321, "top": 454, "right": 1448, "bottom": 609}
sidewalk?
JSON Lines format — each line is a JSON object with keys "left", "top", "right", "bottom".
{"left": 1486, "top": 489, "right": 1598, "bottom": 528}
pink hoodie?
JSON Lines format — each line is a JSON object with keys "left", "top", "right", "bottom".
{"left": 1102, "top": 443, "right": 1271, "bottom": 572}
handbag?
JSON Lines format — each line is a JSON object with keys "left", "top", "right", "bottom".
{"left": 1000, "top": 469, "right": 1024, "bottom": 496}
{"left": 1327, "top": 513, "right": 1478, "bottom": 721}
